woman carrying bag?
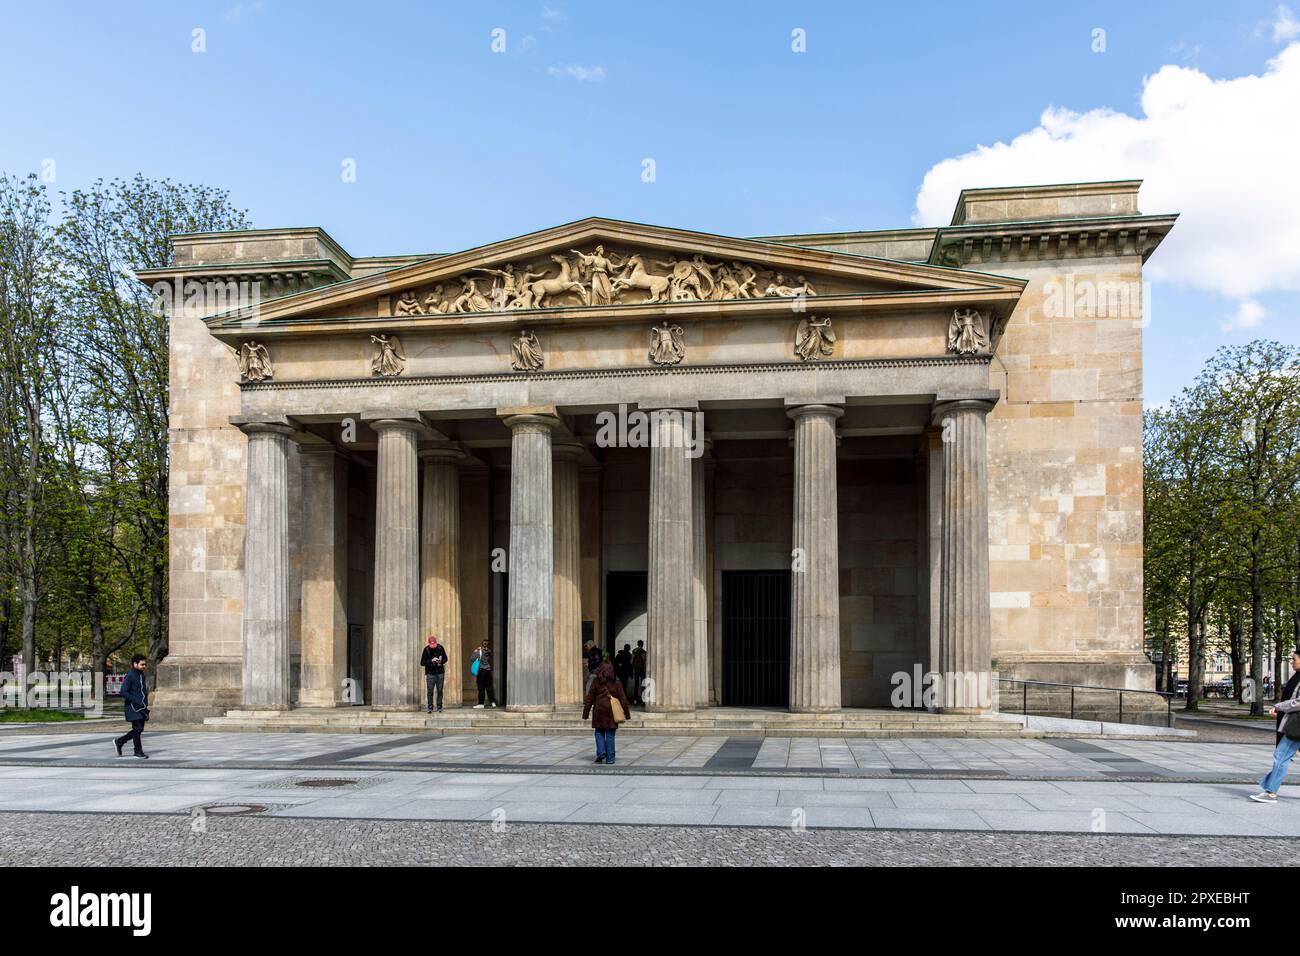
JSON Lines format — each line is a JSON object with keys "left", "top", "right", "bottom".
{"left": 583, "top": 655, "right": 631, "bottom": 765}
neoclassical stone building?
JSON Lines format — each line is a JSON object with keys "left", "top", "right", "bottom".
{"left": 145, "top": 181, "right": 1174, "bottom": 721}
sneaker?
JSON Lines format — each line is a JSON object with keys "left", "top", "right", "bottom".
{"left": 607, "top": 760, "right": 616, "bottom": 766}
{"left": 134, "top": 753, "right": 149, "bottom": 760}
{"left": 115, "top": 739, "right": 124, "bottom": 757}
{"left": 437, "top": 707, "right": 443, "bottom": 712}
{"left": 1249, "top": 791, "right": 1277, "bottom": 803}
{"left": 594, "top": 755, "right": 605, "bottom": 764}
{"left": 473, "top": 704, "right": 485, "bottom": 709}
{"left": 488, "top": 703, "right": 497, "bottom": 708}
{"left": 426, "top": 708, "right": 433, "bottom": 714}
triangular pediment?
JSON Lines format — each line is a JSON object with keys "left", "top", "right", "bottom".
{"left": 207, "top": 217, "right": 1024, "bottom": 332}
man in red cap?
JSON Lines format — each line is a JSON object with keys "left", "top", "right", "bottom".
{"left": 420, "top": 634, "right": 449, "bottom": 713}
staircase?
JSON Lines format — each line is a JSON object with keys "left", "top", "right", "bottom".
{"left": 203, "top": 705, "right": 1034, "bottom": 738}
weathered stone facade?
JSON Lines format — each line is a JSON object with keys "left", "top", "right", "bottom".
{"left": 143, "top": 182, "right": 1173, "bottom": 721}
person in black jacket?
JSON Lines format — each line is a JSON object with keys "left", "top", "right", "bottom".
{"left": 420, "top": 634, "right": 449, "bottom": 713}
{"left": 1250, "top": 647, "right": 1300, "bottom": 803}
{"left": 114, "top": 655, "right": 150, "bottom": 759}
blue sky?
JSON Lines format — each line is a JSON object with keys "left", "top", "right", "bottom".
{"left": 1, "top": 0, "right": 1296, "bottom": 404}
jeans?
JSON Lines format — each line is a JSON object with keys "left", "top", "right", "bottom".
{"left": 476, "top": 671, "right": 497, "bottom": 706}
{"left": 115, "top": 720, "right": 144, "bottom": 755}
{"left": 594, "top": 728, "right": 617, "bottom": 764}
{"left": 1261, "top": 734, "right": 1300, "bottom": 793}
{"left": 425, "top": 672, "right": 444, "bottom": 710}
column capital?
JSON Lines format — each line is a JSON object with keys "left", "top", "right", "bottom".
{"left": 418, "top": 442, "right": 467, "bottom": 465}
{"left": 786, "top": 403, "right": 844, "bottom": 422}
{"left": 552, "top": 437, "right": 588, "bottom": 462}
{"left": 502, "top": 412, "right": 561, "bottom": 433}
{"left": 931, "top": 390, "right": 999, "bottom": 423}
{"left": 361, "top": 410, "right": 434, "bottom": 435}
{"left": 230, "top": 414, "right": 298, "bottom": 438}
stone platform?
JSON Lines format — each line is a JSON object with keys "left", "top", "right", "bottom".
{"left": 201, "top": 705, "right": 1045, "bottom": 738}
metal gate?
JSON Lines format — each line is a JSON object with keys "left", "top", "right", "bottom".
{"left": 721, "top": 570, "right": 791, "bottom": 707}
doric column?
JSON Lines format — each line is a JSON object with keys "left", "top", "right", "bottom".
{"left": 933, "top": 393, "right": 998, "bottom": 713}
{"left": 298, "top": 444, "right": 349, "bottom": 708}
{"left": 369, "top": 416, "right": 424, "bottom": 709}
{"left": 502, "top": 409, "right": 559, "bottom": 712}
{"left": 691, "top": 439, "right": 712, "bottom": 707}
{"left": 420, "top": 445, "right": 466, "bottom": 708}
{"left": 236, "top": 418, "right": 295, "bottom": 709}
{"left": 645, "top": 404, "right": 695, "bottom": 713}
{"left": 553, "top": 439, "right": 585, "bottom": 707}
{"left": 788, "top": 404, "right": 843, "bottom": 712}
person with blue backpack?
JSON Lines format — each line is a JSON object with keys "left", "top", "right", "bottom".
{"left": 471, "top": 640, "right": 497, "bottom": 709}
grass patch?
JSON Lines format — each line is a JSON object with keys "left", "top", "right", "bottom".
{"left": 0, "top": 708, "right": 84, "bottom": 723}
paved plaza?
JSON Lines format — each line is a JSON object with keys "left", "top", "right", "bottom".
{"left": 0, "top": 729, "right": 1297, "bottom": 848}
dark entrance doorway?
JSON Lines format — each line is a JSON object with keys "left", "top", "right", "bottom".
{"left": 604, "top": 571, "right": 647, "bottom": 659}
{"left": 721, "top": 570, "right": 791, "bottom": 707}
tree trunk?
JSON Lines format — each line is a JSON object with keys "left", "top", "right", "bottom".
{"left": 145, "top": 557, "right": 166, "bottom": 693}
{"left": 1250, "top": 533, "right": 1265, "bottom": 716}
{"left": 1184, "top": 557, "right": 1203, "bottom": 712}
{"left": 1229, "top": 607, "right": 1245, "bottom": 704}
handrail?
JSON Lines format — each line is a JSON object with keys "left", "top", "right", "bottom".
{"left": 995, "top": 677, "right": 1174, "bottom": 727}
{"left": 995, "top": 676, "right": 1174, "bottom": 699}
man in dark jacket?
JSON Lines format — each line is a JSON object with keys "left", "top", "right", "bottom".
{"left": 114, "top": 655, "right": 150, "bottom": 759}
{"left": 420, "top": 634, "right": 449, "bottom": 713}
{"left": 631, "top": 640, "right": 647, "bottom": 704}
{"left": 615, "top": 644, "right": 634, "bottom": 698}
{"left": 1251, "top": 647, "right": 1300, "bottom": 803}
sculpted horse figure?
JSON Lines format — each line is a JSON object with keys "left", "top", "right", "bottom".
{"left": 611, "top": 254, "right": 671, "bottom": 302}
{"left": 528, "top": 255, "right": 589, "bottom": 309}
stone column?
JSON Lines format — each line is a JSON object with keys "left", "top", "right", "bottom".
{"left": 298, "top": 444, "right": 349, "bottom": 708}
{"left": 369, "top": 417, "right": 423, "bottom": 709}
{"left": 503, "top": 410, "right": 559, "bottom": 712}
{"left": 237, "top": 419, "right": 295, "bottom": 709}
{"left": 691, "top": 440, "right": 712, "bottom": 707}
{"left": 645, "top": 405, "right": 695, "bottom": 713}
{"left": 553, "top": 439, "right": 585, "bottom": 707}
{"left": 420, "top": 445, "right": 466, "bottom": 708}
{"left": 933, "top": 394, "right": 998, "bottom": 714}
{"left": 788, "top": 404, "right": 843, "bottom": 712}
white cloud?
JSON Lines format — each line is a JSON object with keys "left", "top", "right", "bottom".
{"left": 1268, "top": 5, "right": 1300, "bottom": 41}
{"left": 914, "top": 43, "right": 1300, "bottom": 312}
{"left": 1220, "top": 298, "right": 1267, "bottom": 332}
{"left": 548, "top": 63, "right": 605, "bottom": 82}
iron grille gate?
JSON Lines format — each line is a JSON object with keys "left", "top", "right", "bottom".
{"left": 721, "top": 570, "right": 791, "bottom": 707}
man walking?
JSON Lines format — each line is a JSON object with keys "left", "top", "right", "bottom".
{"left": 631, "top": 639, "right": 647, "bottom": 705}
{"left": 114, "top": 654, "right": 150, "bottom": 759}
{"left": 1250, "top": 646, "right": 1300, "bottom": 803}
{"left": 420, "top": 634, "right": 449, "bottom": 713}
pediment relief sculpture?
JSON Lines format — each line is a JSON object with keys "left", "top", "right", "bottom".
{"left": 794, "top": 316, "right": 835, "bottom": 362}
{"left": 648, "top": 321, "right": 686, "bottom": 366}
{"left": 947, "top": 308, "right": 988, "bottom": 355}
{"left": 511, "top": 329, "right": 544, "bottom": 371}
{"left": 387, "top": 244, "right": 827, "bottom": 316}
{"left": 370, "top": 333, "right": 406, "bottom": 377}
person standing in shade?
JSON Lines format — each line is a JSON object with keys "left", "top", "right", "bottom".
{"left": 420, "top": 634, "right": 448, "bottom": 713}
{"left": 114, "top": 654, "right": 150, "bottom": 759}
{"left": 583, "top": 657, "right": 631, "bottom": 765}
{"left": 631, "top": 640, "right": 647, "bottom": 705}
{"left": 615, "top": 643, "right": 634, "bottom": 699}
{"left": 471, "top": 640, "right": 497, "bottom": 709}
{"left": 1250, "top": 646, "right": 1300, "bottom": 803}
{"left": 585, "top": 640, "right": 604, "bottom": 695}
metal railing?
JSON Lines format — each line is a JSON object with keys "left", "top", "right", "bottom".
{"left": 996, "top": 677, "right": 1175, "bottom": 728}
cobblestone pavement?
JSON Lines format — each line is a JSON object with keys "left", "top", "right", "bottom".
{"left": 0, "top": 811, "right": 1294, "bottom": 866}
